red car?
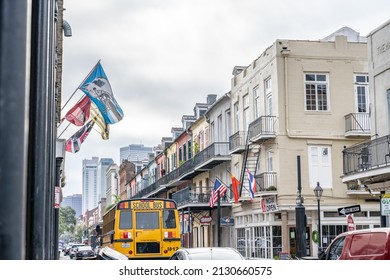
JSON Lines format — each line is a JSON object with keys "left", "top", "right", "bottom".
{"left": 321, "top": 228, "right": 390, "bottom": 260}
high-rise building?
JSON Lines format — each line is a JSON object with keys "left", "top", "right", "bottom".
{"left": 119, "top": 144, "right": 153, "bottom": 164}
{"left": 97, "top": 158, "right": 114, "bottom": 200}
{"left": 61, "top": 194, "right": 82, "bottom": 218}
{"left": 105, "top": 163, "right": 119, "bottom": 206}
{"left": 82, "top": 157, "right": 99, "bottom": 214}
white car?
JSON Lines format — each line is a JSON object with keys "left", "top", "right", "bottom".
{"left": 169, "top": 247, "right": 245, "bottom": 260}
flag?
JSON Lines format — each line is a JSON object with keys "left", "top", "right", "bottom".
{"left": 90, "top": 102, "right": 110, "bottom": 140}
{"left": 79, "top": 62, "right": 124, "bottom": 124}
{"left": 231, "top": 175, "right": 240, "bottom": 203}
{"left": 209, "top": 178, "right": 228, "bottom": 208}
{"left": 63, "top": 95, "right": 91, "bottom": 126}
{"left": 246, "top": 169, "right": 256, "bottom": 201}
{"left": 65, "top": 120, "right": 94, "bottom": 153}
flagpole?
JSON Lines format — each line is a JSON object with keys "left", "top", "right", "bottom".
{"left": 57, "top": 122, "right": 71, "bottom": 138}
{"left": 60, "top": 60, "right": 101, "bottom": 111}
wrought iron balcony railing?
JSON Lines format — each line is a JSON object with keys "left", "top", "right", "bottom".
{"left": 133, "top": 142, "right": 230, "bottom": 198}
{"left": 172, "top": 186, "right": 231, "bottom": 207}
{"left": 229, "top": 131, "right": 247, "bottom": 153}
{"left": 343, "top": 134, "right": 390, "bottom": 176}
{"left": 248, "top": 116, "right": 277, "bottom": 142}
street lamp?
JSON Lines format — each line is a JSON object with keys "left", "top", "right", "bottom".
{"left": 313, "top": 182, "right": 323, "bottom": 256}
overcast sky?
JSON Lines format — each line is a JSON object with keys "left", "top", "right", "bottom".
{"left": 60, "top": 0, "right": 390, "bottom": 196}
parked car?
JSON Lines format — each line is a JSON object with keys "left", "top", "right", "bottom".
{"left": 69, "top": 243, "right": 86, "bottom": 259}
{"left": 169, "top": 247, "right": 245, "bottom": 260}
{"left": 320, "top": 227, "right": 390, "bottom": 260}
{"left": 97, "top": 247, "right": 129, "bottom": 260}
{"left": 75, "top": 245, "right": 96, "bottom": 260}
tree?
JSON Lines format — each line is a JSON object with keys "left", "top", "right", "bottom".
{"left": 105, "top": 194, "right": 120, "bottom": 212}
{"left": 59, "top": 206, "right": 76, "bottom": 237}
{"left": 74, "top": 223, "right": 87, "bottom": 243}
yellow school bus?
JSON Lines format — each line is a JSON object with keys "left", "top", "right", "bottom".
{"left": 101, "top": 198, "right": 181, "bottom": 259}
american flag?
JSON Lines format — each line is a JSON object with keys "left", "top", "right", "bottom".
{"left": 209, "top": 178, "right": 228, "bottom": 208}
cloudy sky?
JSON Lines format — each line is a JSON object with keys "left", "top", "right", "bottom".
{"left": 60, "top": 0, "right": 390, "bottom": 196}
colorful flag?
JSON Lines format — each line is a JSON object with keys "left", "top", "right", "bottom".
{"left": 90, "top": 102, "right": 109, "bottom": 140}
{"left": 63, "top": 95, "right": 91, "bottom": 126}
{"left": 79, "top": 62, "right": 124, "bottom": 124}
{"left": 246, "top": 169, "right": 256, "bottom": 201}
{"left": 209, "top": 178, "right": 228, "bottom": 208}
{"left": 65, "top": 120, "right": 94, "bottom": 153}
{"left": 231, "top": 175, "right": 240, "bottom": 203}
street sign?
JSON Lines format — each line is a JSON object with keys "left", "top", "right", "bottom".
{"left": 338, "top": 204, "right": 361, "bottom": 216}
{"left": 381, "top": 194, "right": 390, "bottom": 216}
{"left": 220, "top": 216, "right": 234, "bottom": 226}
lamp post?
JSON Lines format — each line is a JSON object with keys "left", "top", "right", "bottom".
{"left": 313, "top": 182, "right": 323, "bottom": 256}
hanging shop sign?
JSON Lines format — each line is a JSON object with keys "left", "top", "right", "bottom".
{"left": 220, "top": 216, "right": 234, "bottom": 226}
{"left": 200, "top": 216, "right": 212, "bottom": 225}
{"left": 260, "top": 196, "right": 279, "bottom": 213}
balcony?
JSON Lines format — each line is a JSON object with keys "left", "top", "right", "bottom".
{"left": 344, "top": 113, "right": 371, "bottom": 137}
{"left": 178, "top": 142, "right": 231, "bottom": 180}
{"left": 344, "top": 182, "right": 380, "bottom": 199}
{"left": 248, "top": 116, "right": 277, "bottom": 143}
{"left": 229, "top": 131, "right": 247, "bottom": 154}
{"left": 133, "top": 142, "right": 230, "bottom": 198}
{"left": 172, "top": 186, "right": 231, "bottom": 210}
{"left": 255, "top": 172, "right": 278, "bottom": 195}
{"left": 342, "top": 134, "right": 390, "bottom": 189}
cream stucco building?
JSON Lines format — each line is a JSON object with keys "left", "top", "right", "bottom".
{"left": 229, "top": 27, "right": 380, "bottom": 258}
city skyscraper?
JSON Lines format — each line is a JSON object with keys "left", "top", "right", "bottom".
{"left": 97, "top": 158, "right": 114, "bottom": 201}
{"left": 82, "top": 157, "right": 99, "bottom": 214}
{"left": 119, "top": 144, "right": 153, "bottom": 164}
{"left": 61, "top": 194, "right": 82, "bottom": 218}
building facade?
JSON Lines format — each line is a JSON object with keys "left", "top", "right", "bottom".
{"left": 82, "top": 157, "right": 99, "bottom": 214}
{"left": 119, "top": 144, "right": 153, "bottom": 164}
{"left": 105, "top": 163, "right": 119, "bottom": 206}
{"left": 342, "top": 20, "right": 390, "bottom": 227}
{"left": 123, "top": 27, "right": 386, "bottom": 259}
{"left": 61, "top": 194, "right": 82, "bottom": 218}
{"left": 97, "top": 158, "right": 114, "bottom": 200}
{"left": 229, "top": 28, "right": 378, "bottom": 259}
